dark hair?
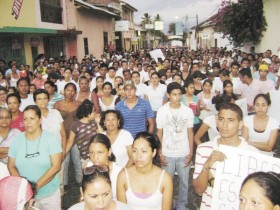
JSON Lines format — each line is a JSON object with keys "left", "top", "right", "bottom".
{"left": 64, "top": 82, "right": 77, "bottom": 92}
{"left": 253, "top": 93, "right": 271, "bottom": 106}
{"left": 167, "top": 82, "right": 182, "bottom": 94}
{"left": 172, "top": 73, "right": 183, "bottom": 80}
{"left": 223, "top": 80, "right": 233, "bottom": 88}
{"left": 241, "top": 57, "right": 250, "bottom": 64}
{"left": 102, "top": 81, "right": 113, "bottom": 90}
{"left": 108, "top": 66, "right": 116, "bottom": 71}
{"left": 79, "top": 76, "right": 89, "bottom": 83}
{"left": 183, "top": 79, "right": 194, "bottom": 88}
{"left": 0, "top": 86, "right": 8, "bottom": 93}
{"left": 99, "top": 110, "right": 124, "bottom": 130}
{"left": 231, "top": 62, "right": 240, "bottom": 68}
{"left": 218, "top": 103, "right": 243, "bottom": 121}
{"left": 89, "top": 133, "right": 116, "bottom": 162}
{"left": 76, "top": 99, "right": 94, "bottom": 119}
{"left": 6, "top": 93, "right": 21, "bottom": 104}
{"left": 81, "top": 167, "right": 111, "bottom": 193}
{"left": 203, "top": 79, "right": 213, "bottom": 86}
{"left": 239, "top": 68, "right": 252, "bottom": 78}
{"left": 192, "top": 71, "right": 203, "bottom": 79}
{"left": 151, "top": 72, "right": 160, "bottom": 78}
{"left": 23, "top": 105, "right": 41, "bottom": 119}
{"left": 134, "top": 132, "right": 160, "bottom": 166}
{"left": 219, "top": 69, "right": 230, "bottom": 77}
{"left": 33, "top": 89, "right": 50, "bottom": 102}
{"left": 212, "top": 94, "right": 235, "bottom": 111}
{"left": 131, "top": 71, "right": 140, "bottom": 77}
{"left": 241, "top": 171, "right": 280, "bottom": 206}
{"left": 16, "top": 78, "right": 29, "bottom": 87}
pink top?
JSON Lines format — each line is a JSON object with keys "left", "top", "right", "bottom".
{"left": 10, "top": 112, "right": 25, "bottom": 132}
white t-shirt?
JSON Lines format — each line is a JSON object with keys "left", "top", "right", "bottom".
{"left": 69, "top": 201, "right": 133, "bottom": 210}
{"left": 99, "top": 95, "right": 118, "bottom": 112}
{"left": 103, "top": 129, "right": 133, "bottom": 168}
{"left": 193, "top": 136, "right": 259, "bottom": 210}
{"left": 19, "top": 94, "right": 35, "bottom": 112}
{"left": 139, "top": 71, "right": 149, "bottom": 83}
{"left": 135, "top": 83, "right": 147, "bottom": 99}
{"left": 203, "top": 115, "right": 220, "bottom": 141}
{"left": 57, "top": 80, "right": 79, "bottom": 94}
{"left": 90, "top": 77, "right": 97, "bottom": 91}
{"left": 0, "top": 162, "right": 9, "bottom": 180}
{"left": 244, "top": 115, "right": 279, "bottom": 156}
{"left": 258, "top": 79, "right": 275, "bottom": 94}
{"left": 144, "top": 84, "right": 167, "bottom": 111}
{"left": 41, "top": 109, "right": 63, "bottom": 143}
{"left": 156, "top": 102, "right": 194, "bottom": 157}
{"left": 86, "top": 162, "right": 122, "bottom": 200}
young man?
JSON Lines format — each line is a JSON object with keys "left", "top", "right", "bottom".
{"left": 193, "top": 103, "right": 258, "bottom": 210}
{"left": 157, "top": 82, "right": 194, "bottom": 210}
{"left": 115, "top": 80, "right": 154, "bottom": 138}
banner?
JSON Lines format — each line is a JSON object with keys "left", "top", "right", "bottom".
{"left": 211, "top": 145, "right": 280, "bottom": 210}
{"left": 115, "top": 20, "right": 129, "bottom": 31}
{"left": 11, "top": 0, "right": 24, "bottom": 19}
{"left": 145, "top": 24, "right": 154, "bottom": 30}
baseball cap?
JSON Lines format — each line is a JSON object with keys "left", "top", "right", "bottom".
{"left": 262, "top": 58, "right": 271, "bottom": 65}
{"left": 0, "top": 176, "right": 33, "bottom": 210}
{"left": 259, "top": 64, "right": 269, "bottom": 71}
{"left": 124, "top": 80, "right": 136, "bottom": 89}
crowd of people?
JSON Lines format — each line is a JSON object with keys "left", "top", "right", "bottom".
{"left": 0, "top": 46, "right": 279, "bottom": 210}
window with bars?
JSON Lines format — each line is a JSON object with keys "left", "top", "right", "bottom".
{"left": 40, "top": 0, "right": 62, "bottom": 24}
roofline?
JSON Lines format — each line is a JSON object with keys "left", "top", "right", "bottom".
{"left": 121, "top": 1, "right": 138, "bottom": 12}
{"left": 75, "top": 0, "right": 119, "bottom": 17}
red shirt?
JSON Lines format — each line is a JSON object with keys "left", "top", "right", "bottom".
{"left": 10, "top": 112, "right": 25, "bottom": 132}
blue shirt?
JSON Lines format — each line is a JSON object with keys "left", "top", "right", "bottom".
{"left": 8, "top": 130, "right": 62, "bottom": 199}
{"left": 116, "top": 97, "right": 154, "bottom": 138}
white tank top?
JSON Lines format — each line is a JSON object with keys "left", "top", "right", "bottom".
{"left": 99, "top": 95, "right": 118, "bottom": 111}
{"left": 125, "top": 168, "right": 164, "bottom": 210}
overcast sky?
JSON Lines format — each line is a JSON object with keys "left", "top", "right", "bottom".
{"left": 124, "top": 0, "right": 222, "bottom": 31}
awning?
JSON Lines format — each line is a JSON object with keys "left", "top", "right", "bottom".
{"left": 0, "top": 27, "right": 82, "bottom": 35}
{"left": 75, "top": 0, "right": 119, "bottom": 17}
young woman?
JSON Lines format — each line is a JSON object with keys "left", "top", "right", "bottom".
{"left": 8, "top": 105, "right": 62, "bottom": 209}
{"left": 197, "top": 79, "right": 214, "bottom": 121}
{"left": 242, "top": 94, "right": 279, "bottom": 156}
{"left": 239, "top": 171, "right": 280, "bottom": 210}
{"left": 65, "top": 99, "right": 99, "bottom": 167}
{"left": 99, "top": 82, "right": 118, "bottom": 111}
{"left": 221, "top": 80, "right": 238, "bottom": 100}
{"left": 93, "top": 76, "right": 104, "bottom": 98}
{"left": 131, "top": 71, "right": 146, "bottom": 99}
{"left": 69, "top": 165, "right": 133, "bottom": 210}
{"left": 100, "top": 110, "right": 133, "bottom": 168}
{"left": 0, "top": 108, "right": 21, "bottom": 164}
{"left": 54, "top": 83, "right": 82, "bottom": 187}
{"left": 7, "top": 93, "right": 25, "bottom": 132}
{"left": 192, "top": 71, "right": 203, "bottom": 95}
{"left": 87, "top": 134, "right": 122, "bottom": 200}
{"left": 0, "top": 71, "right": 9, "bottom": 88}
{"left": 181, "top": 80, "right": 200, "bottom": 133}
{"left": 6, "top": 64, "right": 20, "bottom": 88}
{"left": 117, "top": 132, "right": 173, "bottom": 210}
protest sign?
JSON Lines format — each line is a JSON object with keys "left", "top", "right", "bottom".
{"left": 149, "top": 49, "right": 165, "bottom": 62}
{"left": 211, "top": 145, "right": 280, "bottom": 210}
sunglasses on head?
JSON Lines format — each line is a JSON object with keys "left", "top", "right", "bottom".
{"left": 83, "top": 165, "right": 109, "bottom": 175}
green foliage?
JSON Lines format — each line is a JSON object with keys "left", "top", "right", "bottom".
{"left": 215, "top": 0, "right": 267, "bottom": 47}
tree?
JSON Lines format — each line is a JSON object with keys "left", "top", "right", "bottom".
{"left": 168, "top": 23, "right": 176, "bottom": 35}
{"left": 141, "top": 13, "right": 152, "bottom": 27}
{"left": 214, "top": 0, "right": 267, "bottom": 47}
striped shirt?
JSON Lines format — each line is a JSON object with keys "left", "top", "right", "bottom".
{"left": 116, "top": 97, "right": 154, "bottom": 138}
{"left": 48, "top": 92, "right": 64, "bottom": 109}
{"left": 193, "top": 136, "right": 258, "bottom": 210}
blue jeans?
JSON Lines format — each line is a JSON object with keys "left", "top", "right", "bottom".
{"left": 63, "top": 144, "right": 82, "bottom": 185}
{"left": 162, "top": 156, "right": 190, "bottom": 210}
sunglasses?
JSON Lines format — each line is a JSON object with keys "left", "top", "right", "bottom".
{"left": 83, "top": 165, "right": 109, "bottom": 175}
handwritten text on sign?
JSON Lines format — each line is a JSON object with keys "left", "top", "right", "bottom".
{"left": 211, "top": 145, "right": 280, "bottom": 210}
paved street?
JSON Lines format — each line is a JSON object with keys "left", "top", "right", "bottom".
{"left": 64, "top": 133, "right": 280, "bottom": 210}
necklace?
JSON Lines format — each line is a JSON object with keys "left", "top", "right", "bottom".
{"left": 25, "top": 132, "right": 42, "bottom": 159}
{"left": 170, "top": 107, "right": 181, "bottom": 133}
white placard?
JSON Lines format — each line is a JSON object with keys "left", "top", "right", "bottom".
{"left": 149, "top": 49, "right": 165, "bottom": 62}
{"left": 154, "top": 21, "right": 164, "bottom": 30}
{"left": 115, "top": 20, "right": 129, "bottom": 31}
{"left": 145, "top": 24, "right": 154, "bottom": 30}
{"left": 211, "top": 145, "right": 280, "bottom": 210}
